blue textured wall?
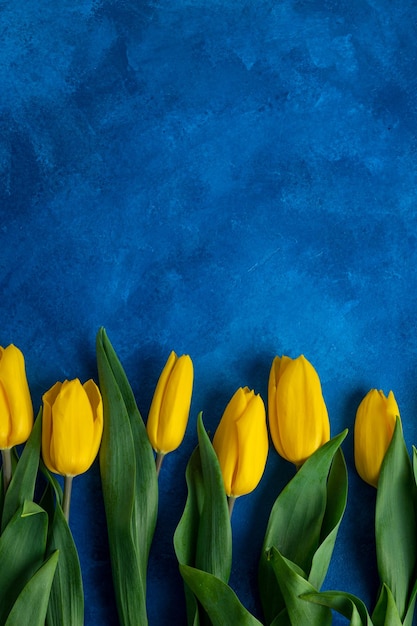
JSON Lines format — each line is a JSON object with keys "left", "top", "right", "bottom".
{"left": 1, "top": 1, "right": 417, "bottom": 624}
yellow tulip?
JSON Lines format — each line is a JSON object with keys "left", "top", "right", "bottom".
{"left": 146, "top": 351, "right": 193, "bottom": 454}
{"left": 213, "top": 387, "right": 268, "bottom": 498}
{"left": 42, "top": 378, "right": 103, "bottom": 477}
{"left": 268, "top": 355, "right": 330, "bottom": 466}
{"left": 354, "top": 389, "right": 399, "bottom": 488}
{"left": 0, "top": 344, "right": 33, "bottom": 449}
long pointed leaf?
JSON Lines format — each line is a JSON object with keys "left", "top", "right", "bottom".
{"left": 376, "top": 419, "right": 417, "bottom": 620}
{"left": 45, "top": 501, "right": 83, "bottom": 626}
{"left": 174, "top": 414, "right": 232, "bottom": 626}
{"left": 372, "top": 584, "right": 402, "bottom": 626}
{"left": 267, "top": 547, "right": 332, "bottom": 626}
{"left": 0, "top": 501, "right": 48, "bottom": 624}
{"left": 195, "top": 413, "right": 232, "bottom": 582}
{"left": 1, "top": 411, "right": 42, "bottom": 531}
{"left": 180, "top": 564, "right": 263, "bottom": 626}
{"left": 259, "top": 430, "right": 347, "bottom": 624}
{"left": 174, "top": 446, "right": 203, "bottom": 626}
{"left": 403, "top": 577, "right": 417, "bottom": 626}
{"left": 98, "top": 328, "right": 158, "bottom": 571}
{"left": 5, "top": 551, "right": 59, "bottom": 626}
{"left": 309, "top": 447, "right": 348, "bottom": 588}
{"left": 304, "top": 590, "right": 374, "bottom": 626}
{"left": 96, "top": 328, "right": 158, "bottom": 626}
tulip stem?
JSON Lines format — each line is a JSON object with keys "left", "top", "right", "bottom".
{"left": 227, "top": 496, "right": 236, "bottom": 518}
{"left": 1, "top": 448, "right": 12, "bottom": 493}
{"left": 156, "top": 452, "right": 165, "bottom": 477}
{"left": 63, "top": 475, "right": 73, "bottom": 522}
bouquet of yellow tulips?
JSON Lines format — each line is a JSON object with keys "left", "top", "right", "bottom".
{"left": 0, "top": 329, "right": 416, "bottom": 626}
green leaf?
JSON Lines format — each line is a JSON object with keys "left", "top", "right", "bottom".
{"left": 180, "top": 564, "right": 264, "bottom": 626}
{"left": 412, "top": 446, "right": 417, "bottom": 486}
{"left": 174, "top": 447, "right": 203, "bottom": 626}
{"left": 96, "top": 327, "right": 158, "bottom": 626}
{"left": 375, "top": 419, "right": 417, "bottom": 620}
{"left": 304, "top": 590, "right": 374, "bottom": 626}
{"left": 38, "top": 459, "right": 63, "bottom": 520}
{"left": 372, "top": 584, "right": 402, "bottom": 626}
{"left": 195, "top": 412, "right": 232, "bottom": 582}
{"left": 259, "top": 430, "right": 348, "bottom": 624}
{"left": 174, "top": 414, "right": 232, "bottom": 626}
{"left": 309, "top": 447, "right": 348, "bottom": 589}
{"left": 267, "top": 547, "right": 332, "bottom": 626}
{"left": 5, "top": 551, "right": 59, "bottom": 626}
{"left": 0, "top": 501, "right": 49, "bottom": 624}
{"left": 45, "top": 499, "right": 84, "bottom": 626}
{"left": 402, "top": 576, "right": 417, "bottom": 626}
{"left": 1, "top": 410, "right": 42, "bottom": 531}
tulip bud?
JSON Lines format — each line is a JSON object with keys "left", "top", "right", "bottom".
{"left": 268, "top": 355, "right": 330, "bottom": 466}
{"left": 213, "top": 387, "right": 268, "bottom": 498}
{"left": 354, "top": 389, "right": 399, "bottom": 488}
{"left": 146, "top": 351, "right": 193, "bottom": 454}
{"left": 42, "top": 378, "right": 103, "bottom": 477}
{"left": 0, "top": 344, "right": 33, "bottom": 449}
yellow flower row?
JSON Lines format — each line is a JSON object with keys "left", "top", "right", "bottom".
{"left": 0, "top": 344, "right": 103, "bottom": 479}
{"left": 146, "top": 350, "right": 399, "bottom": 496}
{"left": 0, "top": 344, "right": 399, "bottom": 495}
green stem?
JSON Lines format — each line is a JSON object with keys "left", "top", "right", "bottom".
{"left": 156, "top": 452, "right": 165, "bottom": 477}
{"left": 63, "top": 475, "right": 73, "bottom": 522}
{"left": 227, "top": 495, "right": 236, "bottom": 518}
{"left": 1, "top": 449, "right": 12, "bottom": 493}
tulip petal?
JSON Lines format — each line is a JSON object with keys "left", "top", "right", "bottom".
{"left": 146, "top": 351, "right": 177, "bottom": 451}
{"left": 233, "top": 394, "right": 268, "bottom": 497}
{"left": 42, "top": 382, "right": 62, "bottom": 474}
{"left": 0, "top": 345, "right": 33, "bottom": 447}
{"left": 213, "top": 387, "right": 250, "bottom": 496}
{"left": 0, "top": 381, "right": 12, "bottom": 449}
{"left": 83, "top": 379, "right": 104, "bottom": 463}
{"left": 157, "top": 354, "right": 193, "bottom": 453}
{"left": 213, "top": 414, "right": 239, "bottom": 497}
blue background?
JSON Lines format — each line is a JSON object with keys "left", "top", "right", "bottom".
{"left": 1, "top": 0, "right": 417, "bottom": 624}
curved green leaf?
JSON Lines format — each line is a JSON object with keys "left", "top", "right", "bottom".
{"left": 372, "top": 584, "right": 402, "bottom": 626}
{"left": 267, "top": 547, "right": 332, "bottom": 626}
{"left": 376, "top": 419, "right": 417, "bottom": 620}
{"left": 304, "top": 590, "right": 373, "bottom": 626}
{"left": 412, "top": 446, "right": 417, "bottom": 486}
{"left": 195, "top": 413, "right": 232, "bottom": 582}
{"left": 259, "top": 430, "right": 348, "bottom": 624}
{"left": 403, "top": 577, "right": 417, "bottom": 626}
{"left": 0, "top": 502, "right": 48, "bottom": 624}
{"left": 45, "top": 500, "right": 83, "bottom": 626}
{"left": 1, "top": 410, "right": 42, "bottom": 531}
{"left": 180, "top": 564, "right": 263, "bottom": 626}
{"left": 173, "top": 447, "right": 203, "bottom": 626}
{"left": 97, "top": 327, "right": 158, "bottom": 626}
{"left": 5, "top": 551, "right": 59, "bottom": 626}
{"left": 309, "top": 447, "right": 348, "bottom": 589}
{"left": 174, "top": 414, "right": 232, "bottom": 626}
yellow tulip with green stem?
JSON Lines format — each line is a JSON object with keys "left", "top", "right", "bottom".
{"left": 42, "top": 378, "right": 103, "bottom": 520}
{"left": 147, "top": 350, "right": 193, "bottom": 474}
{"left": 0, "top": 344, "right": 33, "bottom": 492}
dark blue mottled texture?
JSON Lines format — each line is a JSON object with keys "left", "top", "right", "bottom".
{"left": 1, "top": 0, "right": 417, "bottom": 624}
